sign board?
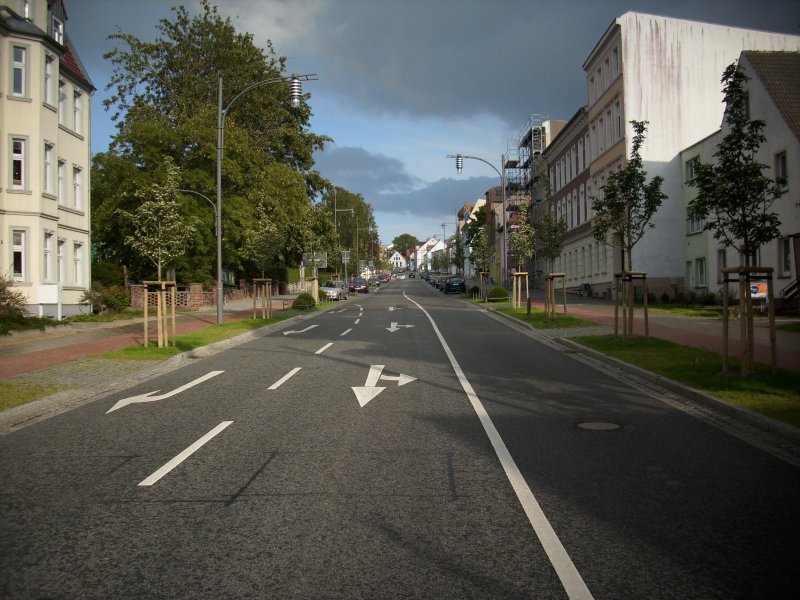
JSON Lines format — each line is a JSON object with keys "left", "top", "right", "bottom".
{"left": 358, "top": 260, "right": 366, "bottom": 271}
{"left": 341, "top": 250, "right": 351, "bottom": 263}
{"left": 750, "top": 283, "right": 767, "bottom": 299}
{"left": 368, "top": 261, "right": 374, "bottom": 269}
{"left": 303, "top": 252, "right": 328, "bottom": 269}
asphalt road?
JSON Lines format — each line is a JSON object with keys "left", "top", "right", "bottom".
{"left": 2, "top": 280, "right": 799, "bottom": 598}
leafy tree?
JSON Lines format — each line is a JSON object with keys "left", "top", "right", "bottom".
{"left": 118, "top": 160, "right": 199, "bottom": 280}
{"left": 536, "top": 210, "right": 568, "bottom": 274}
{"left": 465, "top": 205, "right": 487, "bottom": 245}
{"left": 470, "top": 226, "right": 490, "bottom": 276}
{"left": 321, "top": 187, "right": 377, "bottom": 272}
{"left": 240, "top": 202, "right": 281, "bottom": 277}
{"left": 688, "top": 62, "right": 783, "bottom": 264}
{"left": 592, "top": 120, "right": 667, "bottom": 272}
{"left": 509, "top": 202, "right": 536, "bottom": 271}
{"left": 392, "top": 233, "right": 420, "bottom": 254}
{"left": 94, "top": 1, "right": 330, "bottom": 283}
{"left": 452, "top": 233, "right": 466, "bottom": 274}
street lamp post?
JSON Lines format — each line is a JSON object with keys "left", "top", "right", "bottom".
{"left": 447, "top": 153, "right": 507, "bottom": 286}
{"left": 216, "top": 72, "right": 317, "bottom": 324}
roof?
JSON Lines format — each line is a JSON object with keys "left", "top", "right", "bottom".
{"left": 742, "top": 51, "right": 800, "bottom": 141}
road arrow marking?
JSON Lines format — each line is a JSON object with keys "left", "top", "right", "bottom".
{"left": 351, "top": 365, "right": 416, "bottom": 407}
{"left": 388, "top": 306, "right": 395, "bottom": 312}
{"left": 107, "top": 371, "right": 224, "bottom": 413}
{"left": 386, "top": 322, "right": 414, "bottom": 332}
{"left": 283, "top": 324, "right": 318, "bottom": 336}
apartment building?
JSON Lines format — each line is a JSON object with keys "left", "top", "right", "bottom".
{"left": 683, "top": 50, "right": 800, "bottom": 300}
{"left": 1, "top": 0, "right": 93, "bottom": 317}
{"left": 583, "top": 12, "right": 800, "bottom": 293}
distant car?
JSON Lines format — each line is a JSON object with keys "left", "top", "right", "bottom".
{"left": 408, "top": 272, "right": 416, "bottom": 278}
{"left": 444, "top": 275, "right": 466, "bottom": 294}
{"left": 349, "top": 277, "right": 369, "bottom": 293}
{"left": 369, "top": 277, "right": 381, "bottom": 287}
{"left": 321, "top": 280, "right": 348, "bottom": 301}
{"left": 396, "top": 272, "right": 406, "bottom": 280}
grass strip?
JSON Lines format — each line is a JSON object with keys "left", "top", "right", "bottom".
{"left": 572, "top": 334, "right": 800, "bottom": 429}
{"left": 95, "top": 315, "right": 290, "bottom": 361}
{"left": 495, "top": 306, "right": 599, "bottom": 329}
{"left": 0, "top": 382, "right": 70, "bottom": 412}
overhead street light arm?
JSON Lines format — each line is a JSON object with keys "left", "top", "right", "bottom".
{"left": 446, "top": 154, "right": 501, "bottom": 179}
{"left": 222, "top": 74, "right": 318, "bottom": 116}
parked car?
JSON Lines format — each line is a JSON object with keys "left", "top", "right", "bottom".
{"left": 444, "top": 275, "right": 467, "bottom": 294}
{"left": 349, "top": 277, "right": 369, "bottom": 293}
{"left": 321, "top": 280, "right": 348, "bottom": 301}
{"left": 369, "top": 277, "right": 381, "bottom": 287}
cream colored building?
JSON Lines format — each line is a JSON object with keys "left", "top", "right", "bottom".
{"left": 1, "top": 0, "right": 93, "bottom": 317}
{"left": 583, "top": 12, "right": 800, "bottom": 294}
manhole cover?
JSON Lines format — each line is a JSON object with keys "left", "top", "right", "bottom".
{"left": 576, "top": 422, "right": 621, "bottom": 431}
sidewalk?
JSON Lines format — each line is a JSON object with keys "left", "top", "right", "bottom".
{"left": 0, "top": 296, "right": 294, "bottom": 379}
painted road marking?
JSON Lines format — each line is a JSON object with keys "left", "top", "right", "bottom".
{"left": 106, "top": 371, "right": 224, "bottom": 414}
{"left": 315, "top": 343, "right": 334, "bottom": 355}
{"left": 138, "top": 421, "right": 232, "bottom": 487}
{"left": 283, "top": 324, "right": 318, "bottom": 336}
{"left": 403, "top": 291, "right": 593, "bottom": 600}
{"left": 386, "top": 322, "right": 414, "bottom": 332}
{"left": 340, "top": 328, "right": 352, "bottom": 336}
{"left": 268, "top": 367, "right": 302, "bottom": 390}
{"left": 351, "top": 364, "right": 416, "bottom": 407}
{"left": 354, "top": 318, "right": 361, "bottom": 325}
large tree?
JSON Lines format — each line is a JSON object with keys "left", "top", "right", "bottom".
{"left": 93, "top": 1, "right": 330, "bottom": 283}
{"left": 392, "top": 233, "right": 420, "bottom": 254}
{"left": 321, "top": 187, "right": 377, "bottom": 272}
{"left": 688, "top": 62, "right": 783, "bottom": 265}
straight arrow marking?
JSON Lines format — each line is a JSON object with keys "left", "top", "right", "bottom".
{"left": 386, "top": 322, "right": 414, "bottom": 332}
{"left": 107, "top": 371, "right": 224, "bottom": 413}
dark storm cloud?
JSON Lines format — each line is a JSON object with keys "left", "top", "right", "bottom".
{"left": 285, "top": 0, "right": 800, "bottom": 125}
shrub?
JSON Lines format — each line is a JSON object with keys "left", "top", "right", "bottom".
{"left": 468, "top": 285, "right": 481, "bottom": 297}
{"left": 487, "top": 286, "right": 509, "bottom": 303}
{"left": 292, "top": 292, "right": 316, "bottom": 310}
{"left": 0, "top": 274, "right": 28, "bottom": 319}
{"left": 79, "top": 283, "right": 131, "bottom": 313}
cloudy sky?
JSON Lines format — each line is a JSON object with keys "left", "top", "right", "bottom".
{"left": 67, "top": 0, "right": 800, "bottom": 246}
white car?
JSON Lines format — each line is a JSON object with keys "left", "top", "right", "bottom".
{"left": 321, "top": 280, "right": 348, "bottom": 301}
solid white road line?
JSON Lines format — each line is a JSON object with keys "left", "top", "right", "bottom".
{"left": 268, "top": 367, "right": 302, "bottom": 390}
{"left": 138, "top": 421, "right": 233, "bottom": 487}
{"left": 403, "top": 291, "right": 593, "bottom": 600}
{"left": 315, "top": 343, "right": 334, "bottom": 355}
{"left": 340, "top": 328, "right": 352, "bottom": 336}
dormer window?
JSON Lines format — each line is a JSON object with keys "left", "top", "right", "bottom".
{"left": 53, "top": 17, "right": 64, "bottom": 45}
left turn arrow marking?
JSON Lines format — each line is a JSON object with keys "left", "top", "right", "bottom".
{"left": 107, "top": 371, "right": 224, "bottom": 413}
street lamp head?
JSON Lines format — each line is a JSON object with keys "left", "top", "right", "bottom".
{"left": 455, "top": 154, "right": 463, "bottom": 174}
{"left": 290, "top": 75, "right": 302, "bottom": 108}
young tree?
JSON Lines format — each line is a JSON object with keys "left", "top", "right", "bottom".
{"left": 592, "top": 120, "right": 666, "bottom": 338}
{"left": 509, "top": 202, "right": 537, "bottom": 271}
{"left": 592, "top": 120, "right": 667, "bottom": 272}
{"left": 118, "top": 160, "right": 199, "bottom": 280}
{"left": 240, "top": 202, "right": 282, "bottom": 277}
{"left": 536, "top": 209, "right": 568, "bottom": 274}
{"left": 452, "top": 233, "right": 466, "bottom": 274}
{"left": 688, "top": 62, "right": 783, "bottom": 264}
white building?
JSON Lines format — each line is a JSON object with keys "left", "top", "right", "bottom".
{"left": 683, "top": 50, "right": 800, "bottom": 302}
{"left": 583, "top": 12, "right": 800, "bottom": 292}
{"left": 388, "top": 250, "right": 407, "bottom": 271}
{"left": 1, "top": 0, "right": 94, "bottom": 317}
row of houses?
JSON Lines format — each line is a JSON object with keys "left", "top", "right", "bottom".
{"left": 455, "top": 12, "right": 800, "bottom": 302}
{"left": 1, "top": 0, "right": 93, "bottom": 317}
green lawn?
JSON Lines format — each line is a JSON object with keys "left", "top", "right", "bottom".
{"left": 0, "top": 382, "right": 70, "bottom": 412}
{"left": 572, "top": 334, "right": 800, "bottom": 429}
{"left": 495, "top": 305, "right": 600, "bottom": 329}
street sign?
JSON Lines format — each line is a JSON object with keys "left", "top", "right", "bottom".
{"left": 342, "top": 250, "right": 350, "bottom": 263}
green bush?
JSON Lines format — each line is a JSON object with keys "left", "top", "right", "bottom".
{"left": 79, "top": 283, "right": 131, "bottom": 313}
{"left": 0, "top": 274, "right": 27, "bottom": 319}
{"left": 292, "top": 292, "right": 316, "bottom": 310}
{"left": 468, "top": 285, "right": 481, "bottom": 297}
{"left": 487, "top": 286, "right": 509, "bottom": 302}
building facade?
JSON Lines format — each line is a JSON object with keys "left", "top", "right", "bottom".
{"left": 1, "top": 0, "right": 93, "bottom": 317}
{"left": 583, "top": 12, "right": 800, "bottom": 293}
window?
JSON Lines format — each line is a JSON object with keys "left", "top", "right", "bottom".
{"left": 44, "top": 143, "right": 54, "bottom": 194}
{"left": 578, "top": 139, "right": 584, "bottom": 172}
{"left": 52, "top": 17, "right": 64, "bottom": 45}
{"left": 612, "top": 47, "right": 619, "bottom": 77}
{"left": 73, "top": 91, "right": 82, "bottom": 133}
{"left": 605, "top": 110, "right": 612, "bottom": 147}
{"left": 58, "top": 159, "right": 66, "bottom": 204}
{"left": 581, "top": 185, "right": 588, "bottom": 221}
{"left": 44, "top": 54, "right": 56, "bottom": 105}
{"left": 615, "top": 100, "right": 621, "bottom": 140}
{"left": 11, "top": 137, "right": 26, "bottom": 189}
{"left": 775, "top": 151, "right": 787, "bottom": 190}
{"left": 73, "top": 242, "right": 83, "bottom": 285}
{"left": 596, "top": 68, "right": 602, "bottom": 97}
{"left": 44, "top": 232, "right": 54, "bottom": 282}
{"left": 23, "top": 0, "right": 31, "bottom": 19}
{"left": 589, "top": 77, "right": 595, "bottom": 103}
{"left": 598, "top": 119, "right": 604, "bottom": 153}
{"left": 779, "top": 238, "right": 791, "bottom": 277}
{"left": 695, "top": 258, "right": 706, "bottom": 287}
{"left": 686, "top": 157, "right": 699, "bottom": 182}
{"left": 591, "top": 124, "right": 597, "bottom": 160}
{"left": 72, "top": 167, "right": 83, "bottom": 210}
{"left": 746, "top": 249, "right": 759, "bottom": 267}
{"left": 12, "top": 45, "right": 27, "bottom": 96}
{"left": 12, "top": 230, "right": 27, "bottom": 282}
{"left": 688, "top": 208, "right": 702, "bottom": 234}
{"left": 58, "top": 80, "right": 67, "bottom": 125}
{"left": 57, "top": 239, "right": 65, "bottom": 283}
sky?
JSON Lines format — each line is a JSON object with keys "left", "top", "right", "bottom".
{"left": 66, "top": 0, "right": 800, "bottom": 247}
